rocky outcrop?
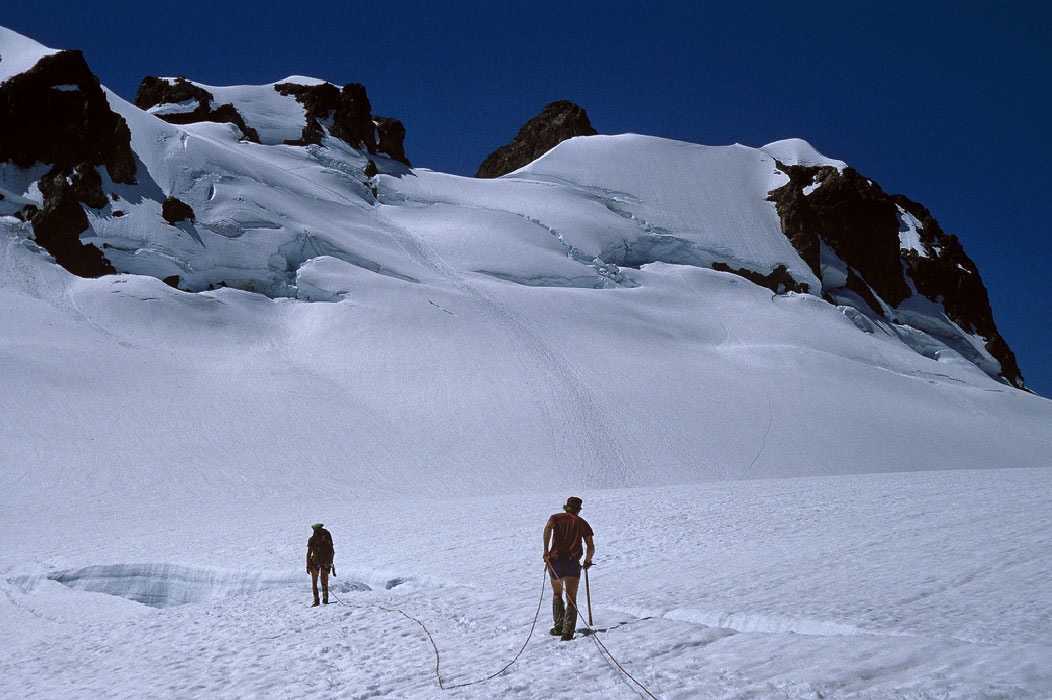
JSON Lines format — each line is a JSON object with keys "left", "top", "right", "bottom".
{"left": 161, "top": 196, "right": 195, "bottom": 225}
{"left": 274, "top": 81, "right": 410, "bottom": 165}
{"left": 330, "top": 83, "right": 375, "bottom": 154}
{"left": 274, "top": 82, "right": 340, "bottom": 145}
{"left": 0, "top": 49, "right": 136, "bottom": 184}
{"left": 475, "top": 100, "right": 597, "bottom": 178}
{"left": 0, "top": 48, "right": 138, "bottom": 278}
{"left": 30, "top": 168, "right": 115, "bottom": 277}
{"left": 135, "top": 77, "right": 409, "bottom": 163}
{"left": 893, "top": 196, "right": 1024, "bottom": 386}
{"left": 769, "top": 166, "right": 910, "bottom": 306}
{"left": 768, "top": 162, "right": 1024, "bottom": 388}
{"left": 375, "top": 116, "right": 409, "bottom": 166}
{"left": 712, "top": 263, "right": 810, "bottom": 295}
{"left": 135, "top": 76, "right": 261, "bottom": 143}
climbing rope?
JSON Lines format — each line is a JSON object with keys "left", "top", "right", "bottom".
{"left": 328, "top": 565, "right": 662, "bottom": 699}
{"left": 327, "top": 567, "right": 549, "bottom": 690}
{"left": 545, "top": 561, "right": 661, "bottom": 700}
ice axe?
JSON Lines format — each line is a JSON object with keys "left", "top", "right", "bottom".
{"left": 584, "top": 563, "right": 593, "bottom": 626}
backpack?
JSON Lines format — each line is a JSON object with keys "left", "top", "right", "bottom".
{"left": 311, "top": 528, "right": 334, "bottom": 560}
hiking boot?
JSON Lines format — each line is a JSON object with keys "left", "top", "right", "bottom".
{"left": 311, "top": 600, "right": 320, "bottom": 607}
{"left": 552, "top": 597, "right": 565, "bottom": 635}
{"left": 562, "top": 607, "right": 578, "bottom": 639}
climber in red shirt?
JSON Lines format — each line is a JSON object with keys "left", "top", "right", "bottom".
{"left": 543, "top": 496, "right": 595, "bottom": 641}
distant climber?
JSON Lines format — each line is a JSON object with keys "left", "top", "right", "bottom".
{"left": 543, "top": 496, "right": 595, "bottom": 640}
{"left": 306, "top": 523, "right": 335, "bottom": 606}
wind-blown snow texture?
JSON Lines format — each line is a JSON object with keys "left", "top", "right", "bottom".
{"left": 2, "top": 28, "right": 1051, "bottom": 699}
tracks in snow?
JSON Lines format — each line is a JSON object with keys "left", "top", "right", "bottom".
{"left": 371, "top": 208, "right": 633, "bottom": 486}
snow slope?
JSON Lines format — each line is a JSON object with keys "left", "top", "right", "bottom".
{"left": 0, "top": 25, "right": 56, "bottom": 81}
{"left": 2, "top": 26, "right": 1052, "bottom": 700}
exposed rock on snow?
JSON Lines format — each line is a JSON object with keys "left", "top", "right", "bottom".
{"left": 769, "top": 164, "right": 910, "bottom": 306}
{"left": 330, "top": 82, "right": 377, "bottom": 154}
{"left": 767, "top": 161, "right": 1023, "bottom": 388}
{"left": 274, "top": 80, "right": 410, "bottom": 164}
{"left": 134, "top": 76, "right": 410, "bottom": 164}
{"left": 712, "top": 262, "right": 810, "bottom": 295}
{"left": 161, "top": 196, "right": 195, "bottom": 225}
{"left": 134, "top": 76, "right": 261, "bottom": 143}
{"left": 475, "top": 100, "right": 598, "bottom": 178}
{"left": 273, "top": 81, "right": 341, "bottom": 145}
{"left": 0, "top": 46, "right": 138, "bottom": 276}
{"left": 30, "top": 167, "right": 115, "bottom": 277}
{"left": 0, "top": 48, "right": 136, "bottom": 184}
{"left": 892, "top": 196, "right": 1023, "bottom": 385}
{"left": 374, "top": 115, "right": 410, "bottom": 166}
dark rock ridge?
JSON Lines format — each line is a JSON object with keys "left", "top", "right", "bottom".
{"left": 475, "top": 100, "right": 597, "bottom": 178}
{"left": 273, "top": 81, "right": 411, "bottom": 165}
{"left": 135, "top": 76, "right": 261, "bottom": 143}
{"left": 273, "top": 82, "right": 339, "bottom": 145}
{"left": 31, "top": 168, "right": 116, "bottom": 277}
{"left": 0, "top": 49, "right": 136, "bottom": 183}
{"left": 768, "top": 162, "right": 1023, "bottom": 389}
{"left": 0, "top": 48, "right": 136, "bottom": 277}
{"left": 375, "top": 116, "right": 409, "bottom": 166}
{"left": 331, "top": 82, "right": 376, "bottom": 153}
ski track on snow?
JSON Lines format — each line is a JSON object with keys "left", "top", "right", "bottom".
{"left": 371, "top": 208, "right": 634, "bottom": 487}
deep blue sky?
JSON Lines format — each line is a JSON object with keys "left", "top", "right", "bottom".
{"left": 6, "top": 1, "right": 1051, "bottom": 397}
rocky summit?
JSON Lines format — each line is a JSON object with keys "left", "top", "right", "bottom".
{"left": 474, "top": 100, "right": 598, "bottom": 178}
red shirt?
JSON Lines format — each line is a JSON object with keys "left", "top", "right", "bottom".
{"left": 547, "top": 512, "right": 594, "bottom": 559}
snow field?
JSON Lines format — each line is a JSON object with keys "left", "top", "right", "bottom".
{"left": 2, "top": 470, "right": 1050, "bottom": 699}
{"left": 3, "top": 26, "right": 1052, "bottom": 699}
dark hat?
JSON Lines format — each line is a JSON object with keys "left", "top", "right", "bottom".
{"left": 311, "top": 523, "right": 324, "bottom": 529}
{"left": 565, "top": 496, "right": 583, "bottom": 510}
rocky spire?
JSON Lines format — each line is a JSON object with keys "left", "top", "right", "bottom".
{"left": 475, "top": 100, "right": 597, "bottom": 178}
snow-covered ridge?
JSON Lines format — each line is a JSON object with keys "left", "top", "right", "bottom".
{"left": 378, "top": 134, "right": 820, "bottom": 293}
{"left": 0, "top": 26, "right": 56, "bottom": 82}
{"left": 0, "top": 17, "right": 1025, "bottom": 388}
{"left": 761, "top": 137, "right": 848, "bottom": 169}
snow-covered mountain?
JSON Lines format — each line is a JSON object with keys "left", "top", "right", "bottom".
{"left": 0, "top": 26, "right": 1025, "bottom": 391}
{"left": 3, "top": 22, "right": 1051, "bottom": 488}
{"left": 3, "top": 27, "right": 1052, "bottom": 700}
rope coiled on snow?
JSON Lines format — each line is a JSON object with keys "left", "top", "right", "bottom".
{"left": 328, "top": 568, "right": 548, "bottom": 690}
{"left": 328, "top": 565, "right": 661, "bottom": 698}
